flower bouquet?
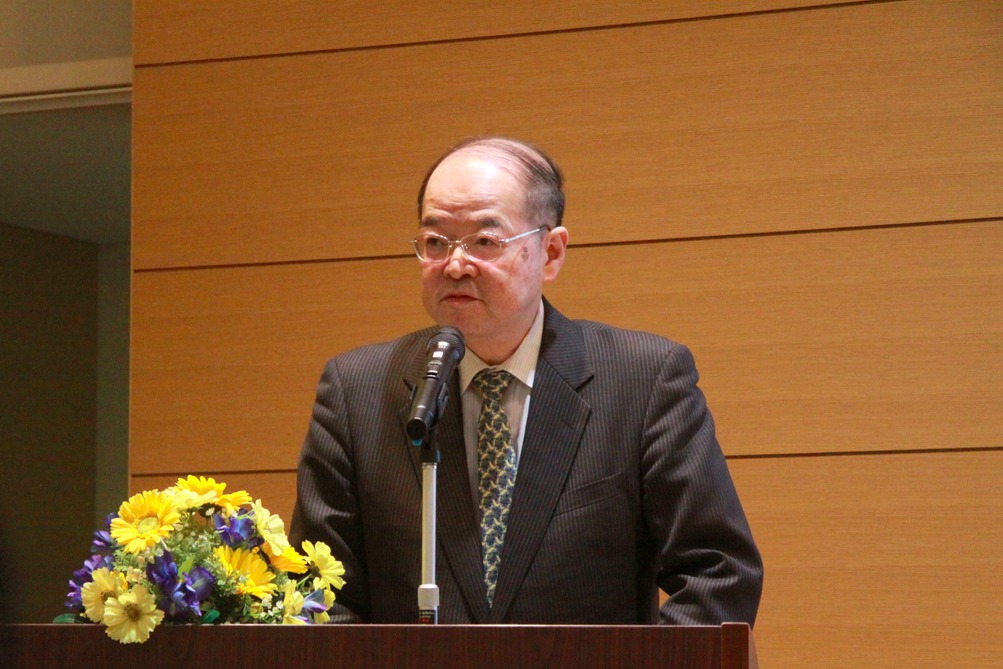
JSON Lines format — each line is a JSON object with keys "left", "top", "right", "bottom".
{"left": 59, "top": 476, "right": 345, "bottom": 643}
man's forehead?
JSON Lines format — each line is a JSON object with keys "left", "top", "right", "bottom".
{"left": 431, "top": 145, "right": 528, "bottom": 184}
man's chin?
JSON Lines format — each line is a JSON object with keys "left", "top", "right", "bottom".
{"left": 432, "top": 312, "right": 483, "bottom": 341}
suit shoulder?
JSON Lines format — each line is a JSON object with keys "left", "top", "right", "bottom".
{"left": 573, "top": 318, "right": 687, "bottom": 359}
{"left": 322, "top": 327, "right": 435, "bottom": 376}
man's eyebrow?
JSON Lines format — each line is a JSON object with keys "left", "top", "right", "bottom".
{"left": 463, "top": 216, "right": 503, "bottom": 231}
{"left": 418, "top": 216, "right": 504, "bottom": 230}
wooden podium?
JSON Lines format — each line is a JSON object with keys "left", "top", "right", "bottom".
{"left": 2, "top": 622, "right": 756, "bottom": 668}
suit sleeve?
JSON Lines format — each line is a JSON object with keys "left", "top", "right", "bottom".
{"left": 641, "top": 343, "right": 764, "bottom": 625}
{"left": 288, "top": 358, "right": 370, "bottom": 623}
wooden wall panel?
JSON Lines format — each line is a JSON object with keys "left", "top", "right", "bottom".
{"left": 133, "top": 0, "right": 850, "bottom": 65}
{"left": 132, "top": 0, "right": 1002, "bottom": 269}
{"left": 730, "top": 451, "right": 1003, "bottom": 669}
{"left": 131, "top": 2, "right": 1003, "bottom": 665}
{"left": 130, "top": 256, "right": 430, "bottom": 474}
{"left": 130, "top": 221, "right": 1001, "bottom": 473}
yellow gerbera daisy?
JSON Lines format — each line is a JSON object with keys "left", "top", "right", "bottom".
{"left": 102, "top": 584, "right": 165, "bottom": 644}
{"left": 175, "top": 474, "right": 226, "bottom": 499}
{"left": 173, "top": 475, "right": 252, "bottom": 514}
{"left": 252, "top": 499, "right": 290, "bottom": 556}
{"left": 81, "top": 568, "right": 127, "bottom": 622}
{"left": 302, "top": 540, "right": 346, "bottom": 590}
{"left": 214, "top": 545, "right": 276, "bottom": 598}
{"left": 266, "top": 544, "right": 309, "bottom": 574}
{"left": 217, "top": 488, "right": 253, "bottom": 515}
{"left": 165, "top": 485, "right": 216, "bottom": 511}
{"left": 110, "top": 490, "right": 181, "bottom": 553}
{"left": 280, "top": 582, "right": 307, "bottom": 625}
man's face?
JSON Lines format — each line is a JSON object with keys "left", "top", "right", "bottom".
{"left": 418, "top": 150, "right": 564, "bottom": 364}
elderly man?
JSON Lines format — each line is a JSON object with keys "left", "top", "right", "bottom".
{"left": 289, "top": 137, "right": 763, "bottom": 624}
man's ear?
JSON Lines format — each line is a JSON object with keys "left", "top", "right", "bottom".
{"left": 542, "top": 226, "right": 569, "bottom": 283}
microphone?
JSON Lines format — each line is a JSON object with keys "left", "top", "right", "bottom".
{"left": 406, "top": 327, "right": 465, "bottom": 445}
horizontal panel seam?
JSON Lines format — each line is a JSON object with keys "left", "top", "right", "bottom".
{"left": 134, "top": 0, "right": 908, "bottom": 69}
{"left": 132, "top": 468, "right": 297, "bottom": 477}
{"left": 728, "top": 445, "right": 1003, "bottom": 460}
{"left": 131, "top": 216, "right": 1003, "bottom": 275}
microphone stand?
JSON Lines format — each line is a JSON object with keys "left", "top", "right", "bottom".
{"left": 415, "top": 433, "right": 439, "bottom": 624}
{"left": 406, "top": 326, "right": 464, "bottom": 624}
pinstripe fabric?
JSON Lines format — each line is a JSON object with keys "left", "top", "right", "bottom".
{"left": 289, "top": 299, "right": 763, "bottom": 625}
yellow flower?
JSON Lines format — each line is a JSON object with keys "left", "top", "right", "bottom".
{"left": 110, "top": 490, "right": 181, "bottom": 553}
{"left": 172, "top": 475, "right": 251, "bottom": 514}
{"left": 312, "top": 585, "right": 336, "bottom": 624}
{"left": 102, "top": 584, "right": 164, "bottom": 644}
{"left": 165, "top": 485, "right": 216, "bottom": 510}
{"left": 252, "top": 499, "right": 290, "bottom": 556}
{"left": 218, "top": 488, "right": 253, "bottom": 515}
{"left": 266, "top": 544, "right": 309, "bottom": 574}
{"left": 81, "top": 568, "right": 127, "bottom": 622}
{"left": 214, "top": 545, "right": 276, "bottom": 598}
{"left": 280, "top": 582, "right": 307, "bottom": 625}
{"left": 174, "top": 474, "right": 226, "bottom": 499}
{"left": 302, "top": 540, "right": 345, "bottom": 590}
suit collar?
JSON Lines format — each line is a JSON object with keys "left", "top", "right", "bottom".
{"left": 488, "top": 300, "right": 594, "bottom": 620}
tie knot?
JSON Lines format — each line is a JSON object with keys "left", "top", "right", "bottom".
{"left": 473, "top": 368, "right": 513, "bottom": 403}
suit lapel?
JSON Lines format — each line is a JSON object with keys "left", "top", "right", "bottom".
{"left": 488, "top": 303, "right": 594, "bottom": 621}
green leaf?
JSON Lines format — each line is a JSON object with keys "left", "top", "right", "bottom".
{"left": 52, "top": 613, "right": 87, "bottom": 624}
{"left": 201, "top": 609, "right": 221, "bottom": 624}
{"left": 178, "top": 555, "right": 195, "bottom": 574}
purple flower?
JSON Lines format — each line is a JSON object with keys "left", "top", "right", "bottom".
{"left": 213, "top": 513, "right": 256, "bottom": 547}
{"left": 147, "top": 552, "right": 216, "bottom": 621}
{"left": 186, "top": 566, "right": 215, "bottom": 603}
{"left": 147, "top": 551, "right": 179, "bottom": 589}
{"left": 90, "top": 529, "right": 116, "bottom": 555}
{"left": 65, "top": 553, "right": 112, "bottom": 611}
{"left": 301, "top": 588, "right": 329, "bottom": 616}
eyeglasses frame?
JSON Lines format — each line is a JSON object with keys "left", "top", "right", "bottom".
{"left": 410, "top": 225, "right": 551, "bottom": 263}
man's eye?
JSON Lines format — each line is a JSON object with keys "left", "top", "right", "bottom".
{"left": 424, "top": 237, "right": 447, "bottom": 250}
{"left": 472, "top": 235, "right": 501, "bottom": 248}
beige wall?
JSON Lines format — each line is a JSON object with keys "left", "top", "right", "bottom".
{"left": 130, "top": 1, "right": 1002, "bottom": 666}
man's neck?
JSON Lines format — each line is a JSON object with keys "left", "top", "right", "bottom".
{"left": 460, "top": 302, "right": 545, "bottom": 376}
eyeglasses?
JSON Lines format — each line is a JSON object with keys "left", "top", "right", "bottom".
{"left": 410, "top": 226, "right": 549, "bottom": 263}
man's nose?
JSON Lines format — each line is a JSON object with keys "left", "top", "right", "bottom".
{"left": 443, "top": 244, "right": 474, "bottom": 278}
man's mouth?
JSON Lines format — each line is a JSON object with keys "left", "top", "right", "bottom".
{"left": 442, "top": 292, "right": 477, "bottom": 304}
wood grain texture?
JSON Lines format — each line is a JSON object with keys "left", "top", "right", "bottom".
{"left": 730, "top": 450, "right": 1003, "bottom": 669}
{"left": 128, "top": 1, "right": 1003, "bottom": 664}
{"left": 133, "top": 0, "right": 848, "bottom": 65}
{"left": 132, "top": 0, "right": 1003, "bottom": 269}
{"left": 1, "top": 624, "right": 752, "bottom": 669}
{"left": 130, "top": 221, "right": 1002, "bottom": 473}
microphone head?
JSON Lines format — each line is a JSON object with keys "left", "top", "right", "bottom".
{"left": 427, "top": 326, "right": 465, "bottom": 360}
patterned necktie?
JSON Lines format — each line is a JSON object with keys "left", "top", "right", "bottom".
{"left": 473, "top": 368, "right": 517, "bottom": 607}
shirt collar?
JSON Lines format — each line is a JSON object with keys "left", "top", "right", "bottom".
{"left": 459, "top": 301, "right": 544, "bottom": 392}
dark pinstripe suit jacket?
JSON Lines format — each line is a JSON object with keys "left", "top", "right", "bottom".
{"left": 289, "top": 300, "right": 763, "bottom": 624}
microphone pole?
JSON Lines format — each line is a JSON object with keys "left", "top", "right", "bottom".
{"left": 405, "top": 327, "right": 464, "bottom": 624}
{"left": 416, "top": 446, "right": 439, "bottom": 624}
